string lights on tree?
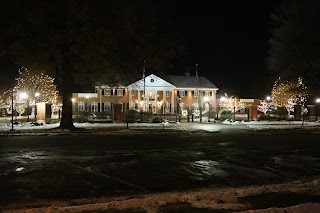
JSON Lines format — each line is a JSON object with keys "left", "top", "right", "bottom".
{"left": 0, "top": 67, "right": 60, "bottom": 115}
{"left": 258, "top": 100, "right": 274, "bottom": 115}
{"left": 271, "top": 77, "right": 308, "bottom": 116}
{"left": 15, "top": 67, "right": 59, "bottom": 107}
{"left": 219, "top": 93, "right": 246, "bottom": 121}
{"left": 219, "top": 93, "right": 246, "bottom": 112}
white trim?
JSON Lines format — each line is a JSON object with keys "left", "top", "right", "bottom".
{"left": 175, "top": 87, "right": 218, "bottom": 90}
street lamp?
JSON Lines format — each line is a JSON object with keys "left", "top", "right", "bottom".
{"left": 85, "top": 95, "right": 89, "bottom": 112}
{"left": 20, "top": 92, "right": 29, "bottom": 122}
{"left": 266, "top": 96, "right": 271, "bottom": 101}
{"left": 316, "top": 98, "right": 320, "bottom": 121}
{"left": 204, "top": 96, "right": 210, "bottom": 122}
{"left": 34, "top": 92, "right": 40, "bottom": 118}
{"left": 217, "top": 96, "right": 226, "bottom": 120}
{"left": 176, "top": 96, "right": 181, "bottom": 122}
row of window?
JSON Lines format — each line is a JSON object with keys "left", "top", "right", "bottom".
{"left": 76, "top": 102, "right": 112, "bottom": 112}
{"left": 97, "top": 89, "right": 213, "bottom": 98}
{"left": 178, "top": 90, "right": 213, "bottom": 97}
{"left": 99, "top": 89, "right": 126, "bottom": 96}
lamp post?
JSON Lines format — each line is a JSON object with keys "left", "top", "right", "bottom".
{"left": 20, "top": 92, "right": 29, "bottom": 122}
{"left": 85, "top": 94, "right": 89, "bottom": 112}
{"left": 11, "top": 88, "right": 14, "bottom": 131}
{"left": 265, "top": 96, "right": 272, "bottom": 120}
{"left": 176, "top": 97, "right": 181, "bottom": 122}
{"left": 266, "top": 96, "right": 271, "bottom": 102}
{"left": 85, "top": 94, "right": 89, "bottom": 121}
{"left": 218, "top": 96, "right": 226, "bottom": 120}
{"left": 204, "top": 96, "right": 210, "bottom": 122}
{"left": 71, "top": 98, "right": 75, "bottom": 120}
{"left": 34, "top": 92, "right": 40, "bottom": 119}
{"left": 316, "top": 98, "right": 320, "bottom": 121}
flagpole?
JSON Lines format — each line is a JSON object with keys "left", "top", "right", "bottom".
{"left": 196, "top": 64, "right": 199, "bottom": 110}
{"left": 143, "top": 60, "right": 146, "bottom": 112}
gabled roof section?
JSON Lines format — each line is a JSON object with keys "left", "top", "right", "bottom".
{"left": 162, "top": 75, "right": 218, "bottom": 89}
{"left": 127, "top": 74, "right": 175, "bottom": 90}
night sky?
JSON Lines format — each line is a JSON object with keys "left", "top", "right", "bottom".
{"left": 0, "top": 1, "right": 282, "bottom": 98}
{"left": 170, "top": 1, "right": 282, "bottom": 98}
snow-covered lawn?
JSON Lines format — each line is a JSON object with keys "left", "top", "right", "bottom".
{"left": 0, "top": 120, "right": 186, "bottom": 134}
{"left": 223, "top": 119, "right": 320, "bottom": 130}
{"left": 1, "top": 118, "right": 320, "bottom": 134}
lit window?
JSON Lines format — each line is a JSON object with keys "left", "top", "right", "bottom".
{"left": 105, "top": 89, "right": 111, "bottom": 96}
{"left": 117, "top": 89, "right": 123, "bottom": 96}
{"left": 193, "top": 91, "right": 199, "bottom": 97}
{"left": 78, "top": 102, "right": 85, "bottom": 111}
{"left": 192, "top": 103, "right": 199, "bottom": 109}
{"left": 104, "top": 102, "right": 111, "bottom": 111}
{"left": 179, "top": 90, "right": 186, "bottom": 97}
{"left": 91, "top": 102, "right": 98, "bottom": 112}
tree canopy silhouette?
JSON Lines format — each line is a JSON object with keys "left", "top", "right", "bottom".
{"left": 267, "top": 0, "right": 320, "bottom": 96}
{"left": 0, "top": 0, "right": 185, "bottom": 129}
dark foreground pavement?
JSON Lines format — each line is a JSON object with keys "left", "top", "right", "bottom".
{"left": 1, "top": 127, "right": 320, "bottom": 212}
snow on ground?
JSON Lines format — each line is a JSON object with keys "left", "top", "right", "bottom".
{"left": 223, "top": 119, "right": 320, "bottom": 130}
{"left": 1, "top": 117, "right": 320, "bottom": 134}
{"left": 4, "top": 178, "right": 320, "bottom": 213}
{"left": 0, "top": 120, "right": 187, "bottom": 134}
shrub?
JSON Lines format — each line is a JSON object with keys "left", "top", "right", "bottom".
{"left": 258, "top": 113, "right": 268, "bottom": 121}
{"left": 272, "top": 107, "right": 287, "bottom": 120}
{"left": 95, "top": 111, "right": 111, "bottom": 119}
{"left": 124, "top": 109, "right": 140, "bottom": 123}
{"left": 139, "top": 111, "right": 153, "bottom": 123}
{"left": 220, "top": 110, "right": 232, "bottom": 121}
{"left": 73, "top": 111, "right": 90, "bottom": 123}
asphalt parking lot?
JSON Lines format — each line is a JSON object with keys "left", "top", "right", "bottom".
{"left": 1, "top": 127, "right": 320, "bottom": 212}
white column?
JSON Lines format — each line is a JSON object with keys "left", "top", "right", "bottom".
{"left": 99, "top": 87, "right": 102, "bottom": 112}
{"left": 155, "top": 90, "right": 158, "bottom": 114}
{"left": 138, "top": 90, "right": 141, "bottom": 111}
{"left": 128, "top": 88, "right": 132, "bottom": 109}
{"left": 171, "top": 90, "right": 174, "bottom": 114}
{"left": 163, "top": 90, "right": 165, "bottom": 114}
{"left": 147, "top": 90, "right": 150, "bottom": 112}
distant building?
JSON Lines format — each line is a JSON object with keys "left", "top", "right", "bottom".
{"left": 72, "top": 73, "right": 219, "bottom": 115}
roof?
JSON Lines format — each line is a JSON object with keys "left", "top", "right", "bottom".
{"left": 161, "top": 75, "right": 218, "bottom": 89}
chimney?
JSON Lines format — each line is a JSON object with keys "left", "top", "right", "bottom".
{"left": 185, "top": 72, "right": 190, "bottom": 77}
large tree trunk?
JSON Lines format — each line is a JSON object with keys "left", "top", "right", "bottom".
{"left": 59, "top": 57, "right": 75, "bottom": 129}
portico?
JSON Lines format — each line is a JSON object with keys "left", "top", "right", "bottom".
{"left": 127, "top": 74, "right": 176, "bottom": 114}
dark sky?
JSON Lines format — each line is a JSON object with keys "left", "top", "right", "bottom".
{"left": 0, "top": 1, "right": 282, "bottom": 98}
{"left": 170, "top": 1, "right": 283, "bottom": 98}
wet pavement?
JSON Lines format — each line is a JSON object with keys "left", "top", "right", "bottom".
{"left": 0, "top": 128, "right": 320, "bottom": 211}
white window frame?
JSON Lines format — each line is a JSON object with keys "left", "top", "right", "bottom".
{"left": 179, "top": 90, "right": 186, "bottom": 97}
{"left": 91, "top": 102, "right": 98, "bottom": 112}
{"left": 130, "top": 90, "right": 135, "bottom": 96}
{"left": 117, "top": 89, "right": 123, "bottom": 96}
{"left": 105, "top": 89, "right": 111, "bottom": 96}
{"left": 104, "top": 102, "right": 111, "bottom": 111}
{"left": 78, "top": 102, "right": 85, "bottom": 111}
{"left": 205, "top": 91, "right": 211, "bottom": 97}
{"left": 165, "top": 91, "right": 170, "bottom": 97}
{"left": 194, "top": 91, "right": 199, "bottom": 97}
{"left": 192, "top": 103, "right": 199, "bottom": 109}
